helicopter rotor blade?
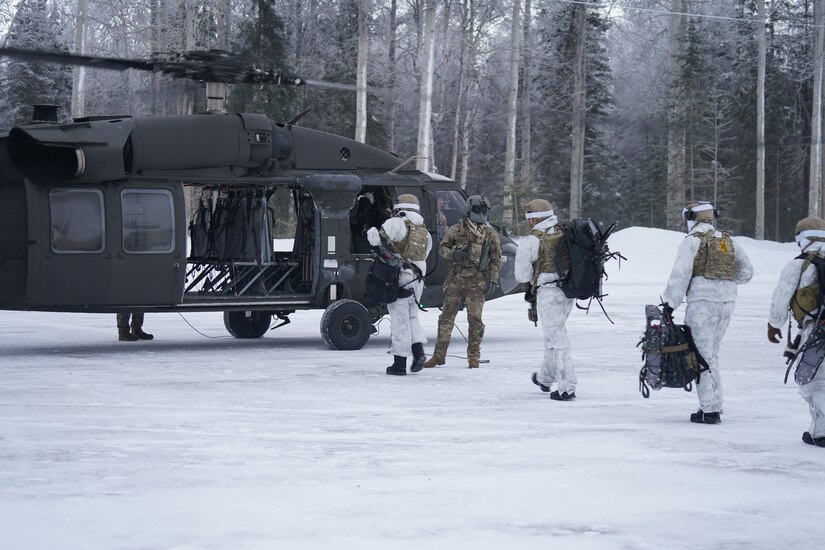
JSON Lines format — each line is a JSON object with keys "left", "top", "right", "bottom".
{"left": 302, "top": 79, "right": 385, "bottom": 96}
{"left": 0, "top": 46, "right": 152, "bottom": 72}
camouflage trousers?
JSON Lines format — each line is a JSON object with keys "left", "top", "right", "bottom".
{"left": 431, "top": 275, "right": 487, "bottom": 362}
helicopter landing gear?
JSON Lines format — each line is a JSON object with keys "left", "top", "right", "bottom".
{"left": 223, "top": 310, "right": 272, "bottom": 339}
{"left": 321, "top": 299, "right": 373, "bottom": 350}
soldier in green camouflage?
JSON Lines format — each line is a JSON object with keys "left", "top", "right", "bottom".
{"left": 424, "top": 195, "right": 501, "bottom": 369}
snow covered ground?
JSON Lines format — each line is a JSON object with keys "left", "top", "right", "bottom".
{"left": 2, "top": 226, "right": 824, "bottom": 550}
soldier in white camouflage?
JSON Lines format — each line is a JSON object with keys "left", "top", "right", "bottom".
{"left": 662, "top": 201, "right": 753, "bottom": 424}
{"left": 367, "top": 194, "right": 433, "bottom": 375}
{"left": 423, "top": 195, "right": 501, "bottom": 369}
{"left": 515, "top": 199, "right": 578, "bottom": 401}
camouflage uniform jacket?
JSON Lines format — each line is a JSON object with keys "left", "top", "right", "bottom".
{"left": 439, "top": 218, "right": 501, "bottom": 282}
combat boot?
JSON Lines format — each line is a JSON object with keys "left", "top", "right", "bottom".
{"left": 690, "top": 410, "right": 721, "bottom": 424}
{"left": 131, "top": 327, "right": 154, "bottom": 340}
{"left": 549, "top": 390, "right": 576, "bottom": 401}
{"left": 118, "top": 329, "right": 138, "bottom": 342}
{"left": 468, "top": 358, "right": 480, "bottom": 369}
{"left": 410, "top": 343, "right": 426, "bottom": 373}
{"left": 531, "top": 373, "right": 550, "bottom": 393}
{"left": 386, "top": 355, "right": 407, "bottom": 376}
{"left": 802, "top": 431, "right": 825, "bottom": 447}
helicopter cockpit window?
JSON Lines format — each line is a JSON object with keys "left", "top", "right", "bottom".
{"left": 49, "top": 189, "right": 105, "bottom": 253}
{"left": 121, "top": 190, "right": 175, "bottom": 254}
{"left": 436, "top": 190, "right": 465, "bottom": 239}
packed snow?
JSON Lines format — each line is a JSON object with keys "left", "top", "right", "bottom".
{"left": 1, "top": 226, "right": 824, "bottom": 550}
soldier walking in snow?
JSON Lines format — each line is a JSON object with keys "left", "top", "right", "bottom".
{"left": 367, "top": 194, "right": 432, "bottom": 375}
{"left": 767, "top": 216, "right": 825, "bottom": 447}
{"left": 423, "top": 195, "right": 501, "bottom": 369}
{"left": 515, "top": 199, "right": 577, "bottom": 401}
{"left": 661, "top": 201, "right": 753, "bottom": 424}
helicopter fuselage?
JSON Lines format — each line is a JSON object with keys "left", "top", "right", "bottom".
{"left": 0, "top": 113, "right": 518, "bottom": 348}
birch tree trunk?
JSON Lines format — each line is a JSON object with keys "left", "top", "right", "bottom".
{"left": 755, "top": 0, "right": 766, "bottom": 238}
{"left": 149, "top": 0, "right": 162, "bottom": 115}
{"left": 811, "top": 0, "right": 825, "bottom": 217}
{"left": 450, "top": 0, "right": 470, "bottom": 180}
{"left": 502, "top": 0, "right": 521, "bottom": 225}
{"left": 355, "top": 0, "right": 369, "bottom": 143}
{"left": 71, "top": 0, "right": 88, "bottom": 120}
{"left": 520, "top": 0, "right": 533, "bottom": 200}
{"left": 569, "top": 1, "right": 586, "bottom": 219}
{"left": 416, "top": 0, "right": 437, "bottom": 172}
{"left": 387, "top": 0, "right": 398, "bottom": 152}
{"left": 665, "top": 0, "right": 687, "bottom": 230}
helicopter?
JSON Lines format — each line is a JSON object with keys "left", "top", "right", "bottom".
{"left": 0, "top": 47, "right": 520, "bottom": 350}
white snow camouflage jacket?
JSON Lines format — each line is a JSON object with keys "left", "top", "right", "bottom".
{"left": 769, "top": 240, "right": 825, "bottom": 330}
{"left": 367, "top": 210, "right": 432, "bottom": 291}
{"left": 514, "top": 215, "right": 564, "bottom": 287}
{"left": 662, "top": 222, "right": 754, "bottom": 308}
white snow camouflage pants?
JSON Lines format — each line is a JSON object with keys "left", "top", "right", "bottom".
{"left": 535, "top": 285, "right": 577, "bottom": 394}
{"left": 684, "top": 300, "right": 735, "bottom": 414}
{"left": 388, "top": 282, "right": 426, "bottom": 357}
{"left": 796, "top": 324, "right": 825, "bottom": 438}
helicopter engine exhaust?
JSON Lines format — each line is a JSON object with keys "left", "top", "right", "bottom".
{"left": 6, "top": 113, "right": 286, "bottom": 182}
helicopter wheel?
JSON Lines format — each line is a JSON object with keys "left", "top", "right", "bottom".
{"left": 223, "top": 311, "right": 272, "bottom": 339}
{"left": 320, "top": 299, "right": 372, "bottom": 350}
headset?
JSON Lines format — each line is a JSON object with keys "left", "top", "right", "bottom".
{"left": 683, "top": 204, "right": 720, "bottom": 221}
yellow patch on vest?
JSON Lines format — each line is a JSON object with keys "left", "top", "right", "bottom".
{"left": 719, "top": 240, "right": 729, "bottom": 254}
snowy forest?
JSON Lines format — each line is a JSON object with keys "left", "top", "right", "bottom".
{"left": 1, "top": 0, "right": 825, "bottom": 240}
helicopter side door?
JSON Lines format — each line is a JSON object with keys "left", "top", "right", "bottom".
{"left": 24, "top": 180, "right": 186, "bottom": 309}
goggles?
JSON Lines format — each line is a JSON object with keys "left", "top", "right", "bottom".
{"left": 470, "top": 205, "right": 489, "bottom": 215}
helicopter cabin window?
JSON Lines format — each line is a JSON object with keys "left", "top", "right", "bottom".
{"left": 49, "top": 189, "right": 105, "bottom": 253}
{"left": 350, "top": 186, "right": 393, "bottom": 253}
{"left": 121, "top": 190, "right": 175, "bottom": 254}
{"left": 435, "top": 190, "right": 465, "bottom": 241}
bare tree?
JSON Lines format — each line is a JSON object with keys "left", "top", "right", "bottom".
{"left": 569, "top": 0, "right": 586, "bottom": 219}
{"left": 71, "top": 0, "right": 89, "bottom": 119}
{"left": 520, "top": 0, "right": 533, "bottom": 201}
{"left": 416, "top": 0, "right": 437, "bottom": 172}
{"left": 666, "top": 0, "right": 687, "bottom": 230}
{"left": 812, "top": 0, "right": 825, "bottom": 217}
{"left": 355, "top": 0, "right": 369, "bottom": 143}
{"left": 755, "top": 0, "right": 766, "bottom": 238}
{"left": 502, "top": 0, "right": 521, "bottom": 224}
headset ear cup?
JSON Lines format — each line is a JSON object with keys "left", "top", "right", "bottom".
{"left": 684, "top": 210, "right": 695, "bottom": 221}
{"left": 714, "top": 208, "right": 720, "bottom": 218}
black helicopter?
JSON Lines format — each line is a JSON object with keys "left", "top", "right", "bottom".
{"left": 0, "top": 47, "right": 519, "bottom": 350}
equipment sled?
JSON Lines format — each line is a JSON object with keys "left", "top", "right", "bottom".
{"left": 638, "top": 304, "right": 709, "bottom": 398}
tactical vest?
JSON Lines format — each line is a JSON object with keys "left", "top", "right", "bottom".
{"left": 395, "top": 218, "right": 429, "bottom": 262}
{"left": 450, "top": 220, "right": 493, "bottom": 277}
{"left": 791, "top": 253, "right": 825, "bottom": 327}
{"left": 531, "top": 227, "right": 569, "bottom": 281}
{"left": 691, "top": 230, "right": 736, "bottom": 280}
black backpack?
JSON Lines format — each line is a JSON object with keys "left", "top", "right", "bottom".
{"left": 365, "top": 249, "right": 413, "bottom": 305}
{"left": 556, "top": 218, "right": 622, "bottom": 312}
{"left": 638, "top": 304, "right": 710, "bottom": 398}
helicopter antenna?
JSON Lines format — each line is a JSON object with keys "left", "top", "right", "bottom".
{"left": 388, "top": 156, "right": 423, "bottom": 175}
{"left": 282, "top": 108, "right": 313, "bottom": 126}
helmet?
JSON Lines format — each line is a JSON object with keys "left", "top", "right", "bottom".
{"left": 795, "top": 216, "right": 825, "bottom": 249}
{"left": 795, "top": 216, "right": 825, "bottom": 235}
{"left": 394, "top": 194, "right": 420, "bottom": 215}
{"left": 682, "top": 201, "right": 718, "bottom": 223}
{"left": 524, "top": 198, "right": 555, "bottom": 221}
{"left": 465, "top": 195, "right": 491, "bottom": 223}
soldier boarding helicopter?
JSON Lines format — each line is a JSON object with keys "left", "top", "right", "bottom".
{"left": 0, "top": 47, "right": 520, "bottom": 350}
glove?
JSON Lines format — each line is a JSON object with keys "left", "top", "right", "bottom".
{"left": 767, "top": 323, "right": 783, "bottom": 344}
{"left": 661, "top": 303, "right": 674, "bottom": 319}
{"left": 486, "top": 281, "right": 498, "bottom": 296}
{"left": 366, "top": 227, "right": 380, "bottom": 247}
{"left": 452, "top": 247, "right": 469, "bottom": 262}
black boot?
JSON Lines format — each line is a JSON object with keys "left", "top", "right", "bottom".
{"left": 690, "top": 410, "right": 721, "bottom": 424}
{"left": 118, "top": 329, "right": 138, "bottom": 342}
{"left": 131, "top": 327, "right": 154, "bottom": 340}
{"left": 549, "top": 390, "right": 576, "bottom": 401}
{"left": 531, "top": 373, "right": 550, "bottom": 393}
{"left": 802, "top": 431, "right": 825, "bottom": 447}
{"left": 410, "top": 343, "right": 426, "bottom": 373}
{"left": 386, "top": 355, "right": 407, "bottom": 376}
